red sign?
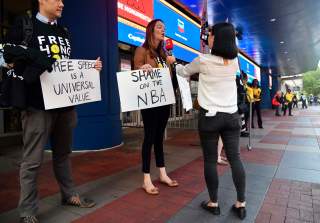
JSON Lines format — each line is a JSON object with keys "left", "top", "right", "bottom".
{"left": 118, "top": 0, "right": 154, "bottom": 27}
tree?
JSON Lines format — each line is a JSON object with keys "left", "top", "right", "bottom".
{"left": 303, "top": 68, "right": 320, "bottom": 96}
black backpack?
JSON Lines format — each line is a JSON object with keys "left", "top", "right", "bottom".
{"left": 0, "top": 14, "right": 69, "bottom": 109}
{"left": 0, "top": 14, "right": 33, "bottom": 109}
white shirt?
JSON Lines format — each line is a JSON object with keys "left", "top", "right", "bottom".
{"left": 36, "top": 12, "right": 57, "bottom": 25}
{"left": 176, "top": 53, "right": 239, "bottom": 116}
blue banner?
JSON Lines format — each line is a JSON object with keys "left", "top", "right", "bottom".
{"left": 153, "top": 0, "right": 200, "bottom": 51}
{"left": 172, "top": 44, "right": 198, "bottom": 63}
{"left": 118, "top": 21, "right": 198, "bottom": 62}
{"left": 237, "top": 54, "right": 261, "bottom": 84}
{"left": 118, "top": 22, "right": 146, "bottom": 47}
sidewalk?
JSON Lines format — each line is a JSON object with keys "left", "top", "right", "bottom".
{"left": 1, "top": 106, "right": 320, "bottom": 223}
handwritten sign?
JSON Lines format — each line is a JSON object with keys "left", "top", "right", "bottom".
{"left": 176, "top": 75, "right": 193, "bottom": 111}
{"left": 117, "top": 68, "right": 175, "bottom": 112}
{"left": 40, "top": 59, "right": 101, "bottom": 110}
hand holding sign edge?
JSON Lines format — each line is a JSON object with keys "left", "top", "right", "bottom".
{"left": 94, "top": 57, "right": 102, "bottom": 72}
{"left": 140, "top": 64, "right": 153, "bottom": 72}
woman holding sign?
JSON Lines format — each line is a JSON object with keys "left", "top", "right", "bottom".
{"left": 176, "top": 23, "right": 247, "bottom": 219}
{"left": 134, "top": 19, "right": 178, "bottom": 195}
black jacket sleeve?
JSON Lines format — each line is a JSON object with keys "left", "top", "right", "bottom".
{"left": 3, "top": 44, "right": 55, "bottom": 83}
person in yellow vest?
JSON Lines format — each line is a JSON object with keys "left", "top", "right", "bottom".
{"left": 240, "top": 71, "right": 253, "bottom": 132}
{"left": 252, "top": 79, "right": 263, "bottom": 128}
{"left": 284, "top": 89, "right": 294, "bottom": 116}
{"left": 245, "top": 84, "right": 254, "bottom": 103}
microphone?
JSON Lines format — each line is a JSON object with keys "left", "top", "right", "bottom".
{"left": 165, "top": 38, "right": 174, "bottom": 55}
{"left": 165, "top": 39, "right": 177, "bottom": 66}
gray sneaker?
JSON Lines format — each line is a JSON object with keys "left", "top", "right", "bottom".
{"left": 20, "top": 216, "right": 39, "bottom": 223}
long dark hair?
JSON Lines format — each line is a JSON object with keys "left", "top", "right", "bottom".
{"left": 211, "top": 22, "right": 238, "bottom": 59}
{"left": 142, "top": 19, "right": 166, "bottom": 60}
{"left": 252, "top": 79, "right": 260, "bottom": 88}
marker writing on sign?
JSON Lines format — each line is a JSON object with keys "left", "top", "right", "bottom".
{"left": 131, "top": 68, "right": 162, "bottom": 82}
{"left": 137, "top": 88, "right": 166, "bottom": 107}
{"left": 53, "top": 80, "right": 95, "bottom": 104}
{"left": 68, "top": 91, "right": 90, "bottom": 103}
{"left": 131, "top": 68, "right": 167, "bottom": 107}
{"left": 52, "top": 60, "right": 96, "bottom": 73}
{"left": 52, "top": 60, "right": 74, "bottom": 72}
{"left": 53, "top": 81, "right": 95, "bottom": 95}
{"left": 78, "top": 61, "right": 95, "bottom": 69}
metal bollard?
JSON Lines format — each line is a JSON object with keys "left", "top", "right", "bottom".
{"left": 164, "top": 127, "right": 168, "bottom": 140}
{"left": 247, "top": 101, "right": 253, "bottom": 151}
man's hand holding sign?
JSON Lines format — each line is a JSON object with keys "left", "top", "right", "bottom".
{"left": 94, "top": 57, "right": 102, "bottom": 71}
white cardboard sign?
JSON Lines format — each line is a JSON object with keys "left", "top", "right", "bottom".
{"left": 117, "top": 68, "right": 176, "bottom": 112}
{"left": 176, "top": 74, "right": 193, "bottom": 111}
{"left": 40, "top": 59, "right": 101, "bottom": 110}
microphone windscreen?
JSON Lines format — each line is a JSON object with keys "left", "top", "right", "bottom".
{"left": 165, "top": 39, "right": 173, "bottom": 51}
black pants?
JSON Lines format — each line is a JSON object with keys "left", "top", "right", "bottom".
{"left": 275, "top": 105, "right": 281, "bottom": 116}
{"left": 198, "top": 109, "right": 246, "bottom": 203}
{"left": 252, "top": 101, "right": 262, "bottom": 128}
{"left": 283, "top": 102, "right": 292, "bottom": 115}
{"left": 302, "top": 100, "right": 308, "bottom": 109}
{"left": 293, "top": 101, "right": 298, "bottom": 108}
{"left": 141, "top": 105, "right": 170, "bottom": 173}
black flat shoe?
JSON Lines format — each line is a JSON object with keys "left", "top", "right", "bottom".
{"left": 200, "top": 201, "right": 220, "bottom": 215}
{"left": 232, "top": 205, "right": 246, "bottom": 220}
{"left": 62, "top": 196, "right": 96, "bottom": 208}
{"left": 240, "top": 132, "right": 249, "bottom": 137}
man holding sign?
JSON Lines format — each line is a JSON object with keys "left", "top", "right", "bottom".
{"left": 6, "top": 0, "right": 102, "bottom": 222}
